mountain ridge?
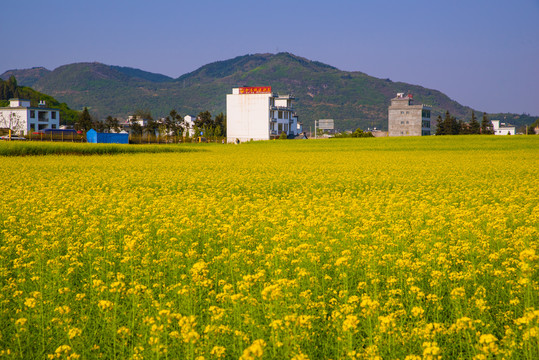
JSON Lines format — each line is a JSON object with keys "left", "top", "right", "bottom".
{"left": 2, "top": 53, "right": 535, "bottom": 130}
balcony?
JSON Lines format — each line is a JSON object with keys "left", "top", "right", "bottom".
{"left": 270, "top": 118, "right": 277, "bottom": 123}
{"left": 270, "top": 105, "right": 294, "bottom": 112}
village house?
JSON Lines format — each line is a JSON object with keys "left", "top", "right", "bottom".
{"left": 0, "top": 98, "right": 60, "bottom": 135}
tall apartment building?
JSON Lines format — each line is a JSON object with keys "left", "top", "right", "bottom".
{"left": 388, "top": 93, "right": 431, "bottom": 136}
{"left": 0, "top": 99, "right": 60, "bottom": 135}
{"left": 226, "top": 87, "right": 301, "bottom": 142}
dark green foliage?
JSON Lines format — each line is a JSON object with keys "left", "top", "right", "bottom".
{"left": 164, "top": 110, "right": 184, "bottom": 137}
{"left": 0, "top": 76, "right": 79, "bottom": 125}
{"left": 435, "top": 111, "right": 458, "bottom": 135}
{"left": 144, "top": 118, "right": 159, "bottom": 136}
{"left": 279, "top": 131, "right": 288, "bottom": 139}
{"left": 351, "top": 127, "right": 374, "bottom": 138}
{"left": 130, "top": 122, "right": 143, "bottom": 136}
{"left": 76, "top": 108, "right": 94, "bottom": 132}
{"left": 104, "top": 116, "right": 121, "bottom": 133}
{"left": 481, "top": 113, "right": 494, "bottom": 134}
{"left": 469, "top": 111, "right": 480, "bottom": 134}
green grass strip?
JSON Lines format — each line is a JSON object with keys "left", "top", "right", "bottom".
{"left": 0, "top": 142, "right": 202, "bottom": 156}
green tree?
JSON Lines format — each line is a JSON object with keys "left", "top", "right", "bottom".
{"left": 104, "top": 116, "right": 121, "bottom": 133}
{"left": 76, "top": 107, "right": 94, "bottom": 132}
{"left": 134, "top": 109, "right": 153, "bottom": 121}
{"left": 481, "top": 113, "right": 493, "bottom": 134}
{"left": 166, "top": 109, "right": 184, "bottom": 138}
{"left": 144, "top": 118, "right": 159, "bottom": 138}
{"left": 93, "top": 119, "right": 106, "bottom": 132}
{"left": 435, "top": 115, "right": 444, "bottom": 135}
{"left": 469, "top": 111, "right": 480, "bottom": 134}
{"left": 279, "top": 131, "right": 288, "bottom": 139}
{"left": 130, "top": 122, "right": 143, "bottom": 137}
{"left": 196, "top": 111, "right": 213, "bottom": 129}
{"left": 214, "top": 112, "right": 226, "bottom": 137}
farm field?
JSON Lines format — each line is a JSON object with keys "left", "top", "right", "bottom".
{"left": 0, "top": 136, "right": 538, "bottom": 359}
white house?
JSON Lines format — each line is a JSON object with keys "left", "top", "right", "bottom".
{"left": 226, "top": 87, "right": 302, "bottom": 142}
{"left": 0, "top": 99, "right": 60, "bottom": 135}
{"left": 491, "top": 120, "right": 515, "bottom": 135}
{"left": 183, "top": 115, "right": 197, "bottom": 137}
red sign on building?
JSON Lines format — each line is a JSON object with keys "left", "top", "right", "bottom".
{"left": 239, "top": 86, "right": 272, "bottom": 94}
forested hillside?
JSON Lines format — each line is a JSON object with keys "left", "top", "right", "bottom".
{"left": 2, "top": 53, "right": 536, "bottom": 130}
{"left": 0, "top": 76, "right": 79, "bottom": 124}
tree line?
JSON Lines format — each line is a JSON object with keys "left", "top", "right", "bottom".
{"left": 435, "top": 111, "right": 494, "bottom": 135}
{"left": 75, "top": 108, "right": 227, "bottom": 138}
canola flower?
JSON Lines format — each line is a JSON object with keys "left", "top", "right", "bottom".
{"left": 0, "top": 136, "right": 538, "bottom": 359}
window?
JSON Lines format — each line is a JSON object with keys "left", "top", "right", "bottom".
{"left": 285, "top": 112, "right": 289, "bottom": 119}
{"left": 278, "top": 111, "right": 283, "bottom": 118}
{"left": 401, "top": 121, "right": 404, "bottom": 124}
{"left": 406, "top": 111, "right": 409, "bottom": 114}
{"left": 278, "top": 123, "right": 282, "bottom": 131}
{"left": 30, "top": 110, "right": 35, "bottom": 118}
{"left": 401, "top": 111, "right": 404, "bottom": 114}
{"left": 406, "top": 121, "right": 409, "bottom": 124}
{"left": 51, "top": 124, "right": 57, "bottom": 129}
{"left": 51, "top": 111, "right": 56, "bottom": 119}
{"left": 270, "top": 111, "right": 274, "bottom": 118}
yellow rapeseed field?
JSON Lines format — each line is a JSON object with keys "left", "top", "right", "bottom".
{"left": 0, "top": 136, "right": 538, "bottom": 359}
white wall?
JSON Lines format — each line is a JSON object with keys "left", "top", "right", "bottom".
{"left": 0, "top": 107, "right": 59, "bottom": 135}
{"left": 227, "top": 92, "right": 271, "bottom": 142}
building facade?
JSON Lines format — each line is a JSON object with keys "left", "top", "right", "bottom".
{"left": 388, "top": 93, "right": 431, "bottom": 136}
{"left": 183, "top": 115, "right": 197, "bottom": 137}
{"left": 226, "top": 87, "right": 301, "bottom": 142}
{"left": 0, "top": 99, "right": 60, "bottom": 135}
{"left": 491, "top": 120, "right": 515, "bottom": 135}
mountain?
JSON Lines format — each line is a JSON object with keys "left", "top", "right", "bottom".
{"left": 2, "top": 53, "right": 536, "bottom": 130}
{"left": 0, "top": 76, "right": 79, "bottom": 124}
{"left": 1, "top": 67, "right": 51, "bottom": 87}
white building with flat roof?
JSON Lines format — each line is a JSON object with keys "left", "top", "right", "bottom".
{"left": 0, "top": 99, "right": 60, "bottom": 135}
{"left": 226, "top": 87, "right": 301, "bottom": 142}
{"left": 183, "top": 115, "right": 197, "bottom": 137}
{"left": 491, "top": 120, "right": 515, "bottom": 135}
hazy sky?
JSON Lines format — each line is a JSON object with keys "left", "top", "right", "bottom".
{"left": 1, "top": 0, "right": 538, "bottom": 115}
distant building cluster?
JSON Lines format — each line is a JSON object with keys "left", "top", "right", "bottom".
{"left": 1, "top": 90, "right": 526, "bottom": 141}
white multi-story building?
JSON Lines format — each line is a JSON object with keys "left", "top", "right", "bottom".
{"left": 491, "top": 120, "right": 515, "bottom": 135}
{"left": 226, "top": 87, "right": 302, "bottom": 142}
{"left": 183, "top": 115, "right": 197, "bottom": 137}
{"left": 0, "top": 99, "right": 60, "bottom": 134}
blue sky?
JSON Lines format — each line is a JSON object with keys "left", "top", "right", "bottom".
{"left": 1, "top": 0, "right": 538, "bottom": 115}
